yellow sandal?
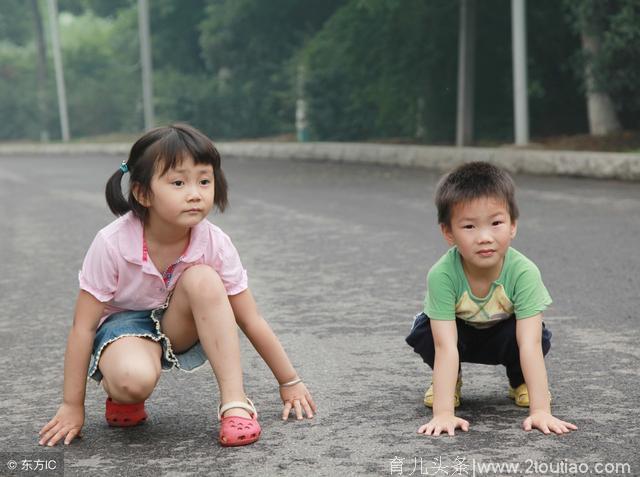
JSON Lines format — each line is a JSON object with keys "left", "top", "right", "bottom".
{"left": 508, "top": 383, "right": 552, "bottom": 407}
{"left": 424, "top": 376, "right": 462, "bottom": 408}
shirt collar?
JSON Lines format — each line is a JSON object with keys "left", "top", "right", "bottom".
{"left": 119, "top": 212, "right": 144, "bottom": 265}
{"left": 119, "top": 212, "right": 208, "bottom": 266}
{"left": 182, "top": 219, "right": 208, "bottom": 263}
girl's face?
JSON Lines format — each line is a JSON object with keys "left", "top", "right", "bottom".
{"left": 137, "top": 155, "right": 215, "bottom": 229}
{"left": 441, "top": 195, "right": 517, "bottom": 277}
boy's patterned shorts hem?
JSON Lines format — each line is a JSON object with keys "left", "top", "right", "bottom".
{"left": 88, "top": 297, "right": 208, "bottom": 383}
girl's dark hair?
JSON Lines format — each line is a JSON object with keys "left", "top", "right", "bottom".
{"left": 435, "top": 161, "right": 519, "bottom": 226}
{"left": 105, "top": 124, "right": 228, "bottom": 219}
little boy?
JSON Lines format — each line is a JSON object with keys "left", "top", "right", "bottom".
{"left": 406, "top": 162, "right": 577, "bottom": 436}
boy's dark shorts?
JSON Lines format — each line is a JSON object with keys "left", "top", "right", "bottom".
{"left": 405, "top": 312, "right": 552, "bottom": 370}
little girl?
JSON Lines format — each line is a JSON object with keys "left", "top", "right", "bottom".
{"left": 39, "top": 124, "right": 316, "bottom": 447}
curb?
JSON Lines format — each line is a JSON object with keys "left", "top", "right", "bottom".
{"left": 1, "top": 142, "right": 639, "bottom": 181}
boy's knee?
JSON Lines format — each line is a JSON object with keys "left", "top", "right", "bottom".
{"left": 542, "top": 325, "right": 552, "bottom": 356}
{"left": 406, "top": 313, "right": 436, "bottom": 367}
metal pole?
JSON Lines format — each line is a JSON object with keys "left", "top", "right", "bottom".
{"left": 32, "top": 0, "right": 49, "bottom": 142}
{"left": 295, "top": 64, "right": 309, "bottom": 142}
{"left": 511, "top": 0, "right": 529, "bottom": 145}
{"left": 456, "top": 0, "right": 476, "bottom": 147}
{"left": 138, "top": 0, "right": 154, "bottom": 130}
{"left": 47, "top": 0, "right": 70, "bottom": 141}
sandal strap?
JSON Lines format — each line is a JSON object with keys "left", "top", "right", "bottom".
{"left": 218, "top": 398, "right": 257, "bottom": 420}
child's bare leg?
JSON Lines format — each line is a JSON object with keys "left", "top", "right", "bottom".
{"left": 161, "top": 265, "right": 249, "bottom": 418}
{"left": 99, "top": 337, "right": 162, "bottom": 403}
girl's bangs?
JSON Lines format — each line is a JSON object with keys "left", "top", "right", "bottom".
{"left": 150, "top": 127, "right": 220, "bottom": 176}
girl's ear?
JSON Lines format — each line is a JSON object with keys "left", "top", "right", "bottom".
{"left": 131, "top": 182, "right": 150, "bottom": 207}
{"left": 440, "top": 223, "right": 456, "bottom": 246}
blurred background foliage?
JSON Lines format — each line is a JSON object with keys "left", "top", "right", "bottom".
{"left": 0, "top": 0, "right": 638, "bottom": 143}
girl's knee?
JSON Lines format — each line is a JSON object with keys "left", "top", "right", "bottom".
{"left": 102, "top": 363, "right": 160, "bottom": 403}
{"left": 178, "top": 264, "right": 226, "bottom": 299}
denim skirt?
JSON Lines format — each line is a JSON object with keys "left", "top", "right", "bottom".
{"left": 88, "top": 299, "right": 208, "bottom": 383}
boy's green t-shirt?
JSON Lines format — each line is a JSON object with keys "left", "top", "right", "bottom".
{"left": 424, "top": 247, "right": 552, "bottom": 329}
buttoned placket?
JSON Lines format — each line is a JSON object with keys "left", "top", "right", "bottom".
{"left": 141, "top": 235, "right": 190, "bottom": 292}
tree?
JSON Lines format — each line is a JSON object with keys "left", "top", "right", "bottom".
{"left": 301, "top": 0, "right": 458, "bottom": 142}
{"left": 198, "top": 0, "right": 345, "bottom": 138}
{"left": 562, "top": 0, "right": 640, "bottom": 135}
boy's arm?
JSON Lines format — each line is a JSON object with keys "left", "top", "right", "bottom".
{"left": 39, "top": 290, "right": 104, "bottom": 446}
{"left": 516, "top": 314, "right": 577, "bottom": 434}
{"left": 229, "top": 289, "right": 316, "bottom": 420}
{"left": 418, "top": 320, "right": 469, "bottom": 436}
{"left": 431, "top": 320, "right": 460, "bottom": 414}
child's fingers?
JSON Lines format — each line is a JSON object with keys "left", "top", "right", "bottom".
{"left": 458, "top": 419, "right": 470, "bottom": 431}
{"left": 418, "top": 421, "right": 436, "bottom": 435}
{"left": 64, "top": 428, "right": 80, "bottom": 445}
{"left": 522, "top": 417, "right": 532, "bottom": 431}
{"left": 39, "top": 425, "right": 60, "bottom": 446}
{"left": 539, "top": 423, "right": 551, "bottom": 435}
{"left": 301, "top": 400, "right": 314, "bottom": 419}
{"left": 293, "top": 400, "right": 303, "bottom": 420}
{"left": 549, "top": 423, "right": 563, "bottom": 434}
{"left": 39, "top": 419, "right": 57, "bottom": 436}
{"left": 282, "top": 401, "right": 292, "bottom": 421}
{"left": 51, "top": 426, "right": 76, "bottom": 447}
{"left": 563, "top": 420, "right": 578, "bottom": 430}
{"left": 45, "top": 427, "right": 68, "bottom": 447}
{"left": 553, "top": 422, "right": 568, "bottom": 434}
{"left": 305, "top": 393, "right": 318, "bottom": 412}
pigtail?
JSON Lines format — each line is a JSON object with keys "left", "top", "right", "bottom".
{"left": 105, "top": 169, "right": 131, "bottom": 216}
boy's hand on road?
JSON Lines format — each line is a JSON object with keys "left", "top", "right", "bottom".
{"left": 522, "top": 411, "right": 577, "bottom": 435}
{"left": 38, "top": 403, "right": 84, "bottom": 446}
{"left": 418, "top": 414, "right": 469, "bottom": 436}
{"left": 280, "top": 382, "right": 317, "bottom": 421}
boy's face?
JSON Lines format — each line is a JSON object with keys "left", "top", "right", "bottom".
{"left": 441, "top": 196, "right": 517, "bottom": 275}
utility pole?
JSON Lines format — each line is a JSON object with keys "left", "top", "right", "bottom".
{"left": 31, "top": 0, "right": 49, "bottom": 142}
{"left": 47, "top": 0, "right": 70, "bottom": 141}
{"left": 295, "top": 64, "right": 309, "bottom": 142}
{"left": 511, "top": 0, "right": 529, "bottom": 145}
{"left": 138, "top": 0, "right": 155, "bottom": 130}
{"left": 456, "top": 0, "right": 476, "bottom": 147}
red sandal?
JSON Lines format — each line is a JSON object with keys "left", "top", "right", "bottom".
{"left": 105, "top": 397, "right": 148, "bottom": 427}
{"left": 218, "top": 398, "right": 261, "bottom": 447}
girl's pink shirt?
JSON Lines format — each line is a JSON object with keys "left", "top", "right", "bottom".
{"left": 79, "top": 212, "right": 248, "bottom": 327}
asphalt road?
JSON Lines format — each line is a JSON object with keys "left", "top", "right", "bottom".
{"left": 1, "top": 154, "right": 639, "bottom": 476}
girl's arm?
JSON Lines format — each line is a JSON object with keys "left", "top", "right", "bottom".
{"left": 516, "top": 314, "right": 577, "bottom": 434}
{"left": 39, "top": 290, "right": 105, "bottom": 446}
{"left": 228, "top": 288, "right": 317, "bottom": 420}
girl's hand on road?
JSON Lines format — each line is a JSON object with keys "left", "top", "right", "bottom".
{"left": 280, "top": 382, "right": 317, "bottom": 421}
{"left": 38, "top": 403, "right": 84, "bottom": 446}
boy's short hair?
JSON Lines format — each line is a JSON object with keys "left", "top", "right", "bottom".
{"left": 435, "top": 161, "right": 519, "bottom": 226}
